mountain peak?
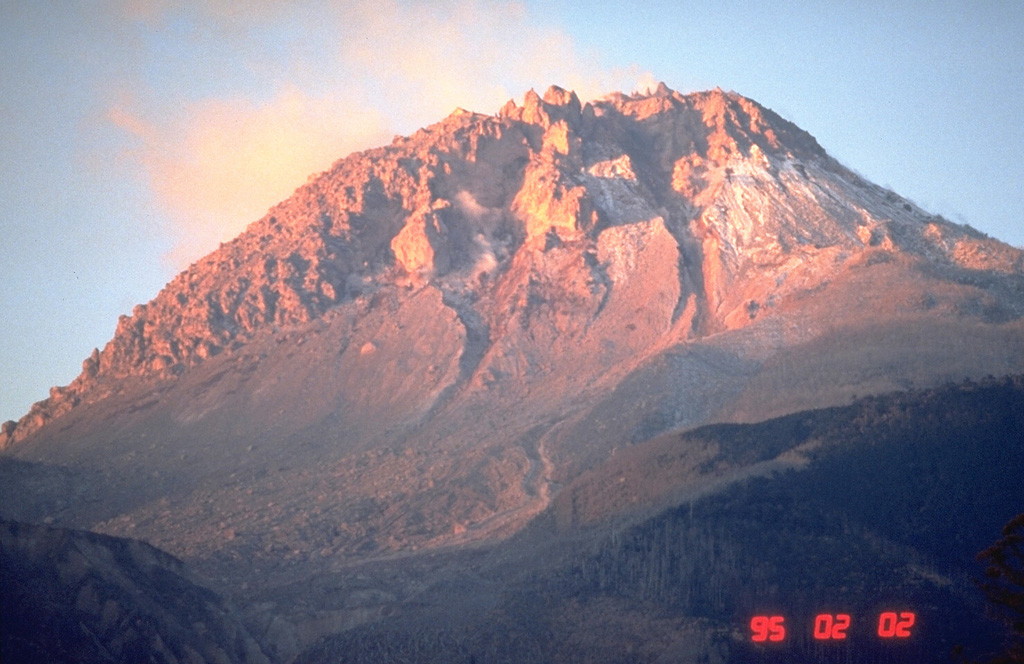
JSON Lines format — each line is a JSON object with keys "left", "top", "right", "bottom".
{"left": 3, "top": 86, "right": 1022, "bottom": 447}
{"left": 3, "top": 87, "right": 1024, "bottom": 664}
{"left": 500, "top": 84, "right": 584, "bottom": 128}
{"left": 541, "top": 84, "right": 581, "bottom": 108}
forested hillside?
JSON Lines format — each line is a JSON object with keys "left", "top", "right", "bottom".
{"left": 296, "top": 376, "right": 1024, "bottom": 663}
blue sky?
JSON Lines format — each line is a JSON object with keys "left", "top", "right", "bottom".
{"left": 1, "top": 0, "right": 1022, "bottom": 423}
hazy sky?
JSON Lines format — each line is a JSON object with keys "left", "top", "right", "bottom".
{"left": 2, "top": 0, "right": 1022, "bottom": 423}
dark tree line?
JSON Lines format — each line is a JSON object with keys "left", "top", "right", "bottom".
{"left": 961, "top": 512, "right": 1024, "bottom": 663}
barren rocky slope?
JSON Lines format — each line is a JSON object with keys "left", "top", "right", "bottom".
{"left": 2, "top": 85, "right": 1023, "bottom": 658}
{"left": 6, "top": 85, "right": 1022, "bottom": 447}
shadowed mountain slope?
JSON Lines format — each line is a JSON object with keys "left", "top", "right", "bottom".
{"left": 0, "top": 520, "right": 269, "bottom": 664}
{"left": 294, "top": 376, "right": 1024, "bottom": 664}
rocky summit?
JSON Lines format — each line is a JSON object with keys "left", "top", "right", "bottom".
{"left": 2, "top": 85, "right": 1023, "bottom": 662}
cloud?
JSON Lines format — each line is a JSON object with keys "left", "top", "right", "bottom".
{"left": 337, "top": 0, "right": 653, "bottom": 118}
{"left": 118, "top": 0, "right": 289, "bottom": 27}
{"left": 111, "top": 88, "right": 391, "bottom": 266}
{"left": 106, "top": 0, "right": 653, "bottom": 268}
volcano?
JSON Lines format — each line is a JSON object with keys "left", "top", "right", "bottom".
{"left": 2, "top": 85, "right": 1023, "bottom": 663}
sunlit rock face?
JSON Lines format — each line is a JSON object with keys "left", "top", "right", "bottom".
{"left": 2, "top": 84, "right": 1022, "bottom": 589}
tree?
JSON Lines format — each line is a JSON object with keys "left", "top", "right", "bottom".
{"left": 974, "top": 512, "right": 1024, "bottom": 663}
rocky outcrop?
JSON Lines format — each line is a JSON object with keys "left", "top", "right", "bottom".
{"left": 4, "top": 83, "right": 1023, "bottom": 456}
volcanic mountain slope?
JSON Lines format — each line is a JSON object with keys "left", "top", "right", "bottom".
{"left": 2, "top": 85, "right": 1023, "bottom": 655}
{"left": 6, "top": 85, "right": 1023, "bottom": 443}
{"left": 294, "top": 376, "right": 1024, "bottom": 664}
